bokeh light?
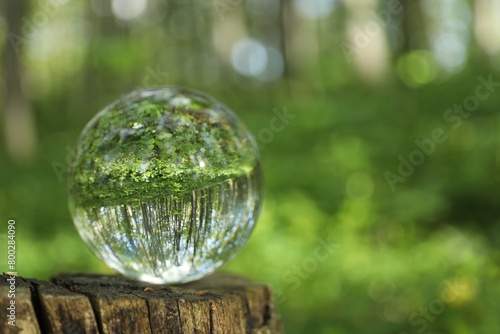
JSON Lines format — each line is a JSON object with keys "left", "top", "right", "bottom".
{"left": 432, "top": 32, "right": 467, "bottom": 73}
{"left": 112, "top": 0, "right": 148, "bottom": 21}
{"left": 231, "top": 38, "right": 268, "bottom": 77}
{"left": 397, "top": 50, "right": 437, "bottom": 87}
{"left": 257, "top": 47, "right": 284, "bottom": 82}
{"left": 422, "top": 0, "right": 471, "bottom": 73}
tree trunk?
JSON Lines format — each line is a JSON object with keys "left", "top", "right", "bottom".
{"left": 1, "top": 273, "right": 283, "bottom": 334}
{"left": 4, "top": 0, "right": 37, "bottom": 164}
{"left": 400, "top": 0, "right": 427, "bottom": 52}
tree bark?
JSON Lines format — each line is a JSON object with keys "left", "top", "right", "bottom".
{"left": 1, "top": 273, "right": 283, "bottom": 334}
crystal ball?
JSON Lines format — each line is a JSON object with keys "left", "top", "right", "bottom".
{"left": 68, "top": 87, "right": 263, "bottom": 284}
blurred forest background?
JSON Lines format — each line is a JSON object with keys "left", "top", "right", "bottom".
{"left": 2, "top": 0, "right": 500, "bottom": 333}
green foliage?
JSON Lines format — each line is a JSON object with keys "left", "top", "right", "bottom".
{"left": 5, "top": 75, "right": 500, "bottom": 334}
{"left": 3, "top": 4, "right": 500, "bottom": 332}
{"left": 68, "top": 88, "right": 257, "bottom": 207}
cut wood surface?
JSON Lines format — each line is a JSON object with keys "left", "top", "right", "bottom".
{"left": 0, "top": 273, "right": 283, "bottom": 334}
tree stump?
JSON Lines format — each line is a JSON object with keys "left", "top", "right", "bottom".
{"left": 1, "top": 273, "right": 283, "bottom": 334}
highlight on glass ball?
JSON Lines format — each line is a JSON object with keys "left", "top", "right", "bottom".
{"left": 67, "top": 87, "right": 263, "bottom": 284}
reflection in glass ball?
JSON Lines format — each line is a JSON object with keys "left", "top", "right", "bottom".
{"left": 68, "top": 87, "right": 263, "bottom": 284}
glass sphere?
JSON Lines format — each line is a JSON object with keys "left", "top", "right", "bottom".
{"left": 68, "top": 87, "right": 263, "bottom": 284}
